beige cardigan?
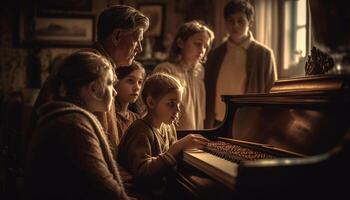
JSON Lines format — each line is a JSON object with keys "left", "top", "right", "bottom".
{"left": 204, "top": 39, "right": 277, "bottom": 128}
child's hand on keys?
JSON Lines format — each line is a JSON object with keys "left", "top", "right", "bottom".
{"left": 168, "top": 134, "right": 209, "bottom": 156}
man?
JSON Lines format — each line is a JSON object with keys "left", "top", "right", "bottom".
{"left": 91, "top": 5, "right": 149, "bottom": 150}
{"left": 94, "top": 5, "right": 149, "bottom": 68}
{"left": 204, "top": 0, "right": 277, "bottom": 128}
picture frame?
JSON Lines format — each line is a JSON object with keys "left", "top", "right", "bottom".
{"left": 138, "top": 3, "right": 165, "bottom": 37}
{"left": 20, "top": 15, "right": 95, "bottom": 47}
{"left": 37, "top": 0, "right": 92, "bottom": 12}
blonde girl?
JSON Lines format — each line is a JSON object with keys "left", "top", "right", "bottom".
{"left": 153, "top": 20, "right": 215, "bottom": 130}
{"left": 118, "top": 73, "right": 208, "bottom": 197}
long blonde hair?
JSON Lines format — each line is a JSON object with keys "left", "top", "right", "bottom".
{"left": 168, "top": 20, "right": 215, "bottom": 63}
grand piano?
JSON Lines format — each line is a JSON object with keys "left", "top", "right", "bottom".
{"left": 173, "top": 75, "right": 350, "bottom": 199}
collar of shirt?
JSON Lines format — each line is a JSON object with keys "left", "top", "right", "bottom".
{"left": 227, "top": 31, "right": 254, "bottom": 51}
{"left": 173, "top": 61, "right": 203, "bottom": 77}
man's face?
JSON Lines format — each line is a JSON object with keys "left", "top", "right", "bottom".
{"left": 114, "top": 29, "right": 144, "bottom": 66}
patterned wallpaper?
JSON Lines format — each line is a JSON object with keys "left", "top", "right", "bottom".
{"left": 0, "top": 13, "right": 77, "bottom": 101}
{"left": 0, "top": 1, "right": 86, "bottom": 102}
{"left": 0, "top": 10, "right": 27, "bottom": 100}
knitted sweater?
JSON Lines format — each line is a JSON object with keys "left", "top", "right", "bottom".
{"left": 26, "top": 101, "right": 129, "bottom": 200}
{"left": 118, "top": 118, "right": 178, "bottom": 196}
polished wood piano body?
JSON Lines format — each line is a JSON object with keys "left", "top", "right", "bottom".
{"left": 174, "top": 75, "right": 350, "bottom": 199}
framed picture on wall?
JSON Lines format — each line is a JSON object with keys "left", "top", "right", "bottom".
{"left": 37, "top": 0, "right": 92, "bottom": 12}
{"left": 138, "top": 3, "right": 165, "bottom": 37}
{"left": 20, "top": 15, "right": 95, "bottom": 47}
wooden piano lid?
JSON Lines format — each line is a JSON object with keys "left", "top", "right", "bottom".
{"left": 216, "top": 75, "right": 350, "bottom": 156}
{"left": 270, "top": 74, "right": 350, "bottom": 93}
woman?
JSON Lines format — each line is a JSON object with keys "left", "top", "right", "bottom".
{"left": 26, "top": 51, "right": 129, "bottom": 200}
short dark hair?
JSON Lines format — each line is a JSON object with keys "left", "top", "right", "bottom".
{"left": 97, "top": 5, "right": 149, "bottom": 40}
{"left": 224, "top": 0, "right": 254, "bottom": 22}
{"left": 115, "top": 61, "right": 145, "bottom": 80}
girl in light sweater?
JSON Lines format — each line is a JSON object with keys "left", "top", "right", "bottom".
{"left": 153, "top": 20, "right": 215, "bottom": 130}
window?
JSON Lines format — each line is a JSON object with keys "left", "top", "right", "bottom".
{"left": 283, "top": 0, "right": 309, "bottom": 73}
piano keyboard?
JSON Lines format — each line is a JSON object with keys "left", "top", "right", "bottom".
{"left": 183, "top": 149, "right": 238, "bottom": 190}
{"left": 204, "top": 140, "right": 275, "bottom": 163}
{"left": 183, "top": 140, "right": 278, "bottom": 190}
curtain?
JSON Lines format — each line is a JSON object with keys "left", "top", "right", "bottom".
{"left": 213, "top": 0, "right": 231, "bottom": 47}
{"left": 252, "top": 0, "right": 281, "bottom": 78}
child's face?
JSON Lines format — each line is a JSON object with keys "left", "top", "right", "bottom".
{"left": 179, "top": 31, "right": 210, "bottom": 65}
{"left": 153, "top": 90, "right": 182, "bottom": 125}
{"left": 225, "top": 11, "right": 251, "bottom": 43}
{"left": 116, "top": 69, "right": 144, "bottom": 104}
{"left": 94, "top": 69, "right": 117, "bottom": 112}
